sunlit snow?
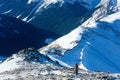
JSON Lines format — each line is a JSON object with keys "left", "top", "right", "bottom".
{"left": 0, "top": 55, "right": 22, "bottom": 73}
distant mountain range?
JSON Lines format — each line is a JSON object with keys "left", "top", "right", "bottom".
{"left": 0, "top": 0, "right": 99, "bottom": 35}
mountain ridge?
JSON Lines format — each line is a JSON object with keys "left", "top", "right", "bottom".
{"left": 38, "top": 0, "right": 120, "bottom": 73}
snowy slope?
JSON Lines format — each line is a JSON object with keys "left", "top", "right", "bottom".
{"left": 0, "top": 54, "right": 22, "bottom": 73}
{"left": 0, "top": 48, "right": 63, "bottom": 73}
{"left": 39, "top": 0, "right": 120, "bottom": 73}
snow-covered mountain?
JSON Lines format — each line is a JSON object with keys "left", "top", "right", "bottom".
{"left": 0, "top": 0, "right": 119, "bottom": 35}
{"left": 38, "top": 0, "right": 120, "bottom": 73}
{"left": 0, "top": 0, "right": 100, "bottom": 35}
{"left": 1, "top": 0, "right": 120, "bottom": 78}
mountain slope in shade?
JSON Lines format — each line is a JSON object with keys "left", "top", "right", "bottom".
{"left": 0, "top": 15, "right": 60, "bottom": 57}
{"left": 0, "top": 0, "right": 97, "bottom": 35}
